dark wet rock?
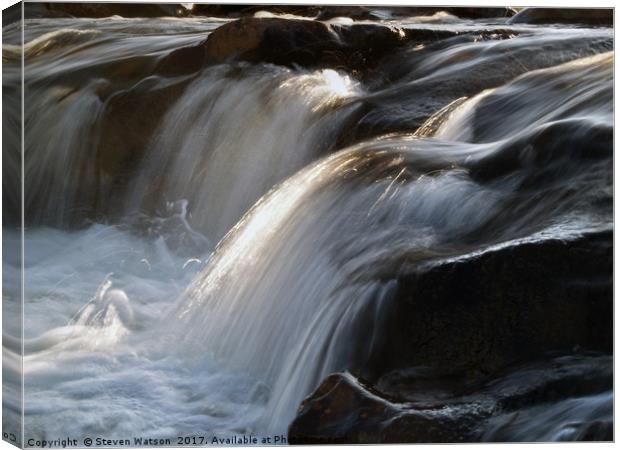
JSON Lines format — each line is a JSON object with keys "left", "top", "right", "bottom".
{"left": 289, "top": 355, "right": 611, "bottom": 443}
{"left": 315, "top": 6, "right": 383, "bottom": 21}
{"left": 289, "top": 372, "right": 485, "bottom": 444}
{"left": 189, "top": 4, "right": 322, "bottom": 19}
{"left": 470, "top": 119, "right": 612, "bottom": 185}
{"left": 508, "top": 8, "right": 612, "bottom": 26}
{"left": 365, "top": 231, "right": 612, "bottom": 380}
{"left": 289, "top": 228, "right": 612, "bottom": 444}
{"left": 188, "top": 5, "right": 515, "bottom": 21}
{"left": 442, "top": 7, "right": 517, "bottom": 19}
{"left": 154, "top": 43, "right": 209, "bottom": 77}
{"left": 203, "top": 18, "right": 457, "bottom": 73}
{"left": 25, "top": 2, "right": 191, "bottom": 19}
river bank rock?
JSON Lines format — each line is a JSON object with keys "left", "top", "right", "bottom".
{"left": 203, "top": 17, "right": 461, "bottom": 73}
{"left": 508, "top": 8, "right": 612, "bottom": 26}
{"left": 25, "top": 2, "right": 191, "bottom": 19}
{"left": 289, "top": 355, "right": 612, "bottom": 443}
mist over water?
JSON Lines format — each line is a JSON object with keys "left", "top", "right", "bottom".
{"left": 2, "top": 10, "right": 613, "bottom": 443}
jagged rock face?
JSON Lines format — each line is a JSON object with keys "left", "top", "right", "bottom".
{"left": 509, "top": 7, "right": 613, "bottom": 26}
{"left": 289, "top": 355, "right": 612, "bottom": 443}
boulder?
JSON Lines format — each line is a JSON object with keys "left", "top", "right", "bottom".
{"left": 203, "top": 17, "right": 426, "bottom": 73}
{"left": 442, "top": 7, "right": 517, "bottom": 19}
{"left": 508, "top": 8, "right": 612, "bottom": 26}
{"left": 365, "top": 231, "right": 612, "bottom": 380}
{"left": 189, "top": 4, "right": 322, "bottom": 18}
{"left": 26, "top": 2, "right": 191, "bottom": 18}
{"left": 289, "top": 355, "right": 612, "bottom": 443}
{"left": 289, "top": 372, "right": 484, "bottom": 444}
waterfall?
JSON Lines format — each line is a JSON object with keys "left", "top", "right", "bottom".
{"left": 169, "top": 52, "right": 612, "bottom": 433}
{"left": 3, "top": 10, "right": 612, "bottom": 442}
{"left": 126, "top": 64, "right": 362, "bottom": 240}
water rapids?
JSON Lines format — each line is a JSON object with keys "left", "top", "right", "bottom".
{"left": 2, "top": 8, "right": 613, "bottom": 444}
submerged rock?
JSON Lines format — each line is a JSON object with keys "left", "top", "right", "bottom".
{"left": 508, "top": 8, "right": 613, "bottom": 26}
{"left": 289, "top": 355, "right": 612, "bottom": 443}
{"left": 338, "top": 33, "right": 611, "bottom": 145}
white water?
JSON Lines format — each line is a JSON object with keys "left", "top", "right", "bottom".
{"left": 2, "top": 15, "right": 613, "bottom": 444}
{"left": 5, "top": 216, "right": 274, "bottom": 439}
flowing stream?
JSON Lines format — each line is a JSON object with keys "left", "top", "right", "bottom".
{"left": 2, "top": 10, "right": 613, "bottom": 443}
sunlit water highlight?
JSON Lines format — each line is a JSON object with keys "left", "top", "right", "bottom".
{"left": 1, "top": 14, "right": 613, "bottom": 443}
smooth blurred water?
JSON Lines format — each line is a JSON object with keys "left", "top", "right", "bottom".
{"left": 1, "top": 13, "right": 613, "bottom": 443}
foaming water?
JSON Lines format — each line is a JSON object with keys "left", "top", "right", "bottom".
{"left": 4, "top": 213, "right": 273, "bottom": 438}
{"left": 2, "top": 14, "right": 613, "bottom": 443}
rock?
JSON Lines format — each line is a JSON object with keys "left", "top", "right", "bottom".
{"left": 188, "top": 5, "right": 515, "bottom": 21}
{"left": 289, "top": 372, "right": 484, "bottom": 444}
{"left": 365, "top": 231, "right": 612, "bottom": 380}
{"left": 190, "top": 4, "right": 322, "bottom": 19}
{"left": 289, "top": 355, "right": 612, "bottom": 443}
{"left": 469, "top": 119, "right": 612, "bottom": 186}
{"left": 443, "top": 7, "right": 517, "bottom": 19}
{"left": 508, "top": 8, "right": 612, "bottom": 26}
{"left": 154, "top": 43, "right": 208, "bottom": 77}
{"left": 204, "top": 18, "right": 330, "bottom": 66}
{"left": 203, "top": 18, "right": 418, "bottom": 73}
{"left": 26, "top": 2, "right": 191, "bottom": 18}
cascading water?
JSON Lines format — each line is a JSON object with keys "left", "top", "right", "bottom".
{"left": 126, "top": 64, "right": 361, "bottom": 240}
{"left": 171, "top": 54, "right": 612, "bottom": 433}
{"left": 2, "top": 8, "right": 613, "bottom": 444}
